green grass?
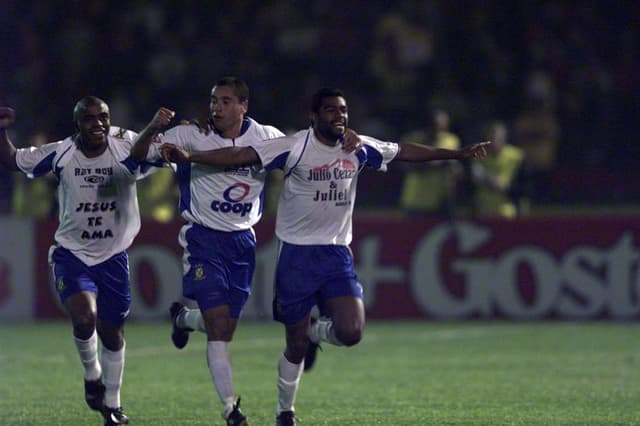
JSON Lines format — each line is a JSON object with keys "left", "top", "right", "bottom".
{"left": 1, "top": 321, "right": 639, "bottom": 425}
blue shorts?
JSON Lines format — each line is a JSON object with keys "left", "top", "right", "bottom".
{"left": 50, "top": 246, "right": 131, "bottom": 325}
{"left": 181, "top": 224, "right": 255, "bottom": 318}
{"left": 272, "top": 242, "right": 363, "bottom": 325}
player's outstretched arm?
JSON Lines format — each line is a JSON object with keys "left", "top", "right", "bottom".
{"left": 160, "top": 144, "right": 261, "bottom": 167}
{"left": 0, "top": 107, "right": 19, "bottom": 171}
{"left": 131, "top": 107, "right": 175, "bottom": 161}
{"left": 395, "top": 141, "right": 491, "bottom": 162}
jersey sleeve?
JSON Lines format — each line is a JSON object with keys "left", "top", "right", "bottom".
{"left": 251, "top": 135, "right": 294, "bottom": 172}
{"left": 360, "top": 135, "right": 400, "bottom": 172}
{"left": 15, "top": 140, "right": 64, "bottom": 178}
{"left": 108, "top": 126, "right": 159, "bottom": 179}
{"left": 146, "top": 124, "right": 194, "bottom": 163}
{"left": 262, "top": 125, "right": 286, "bottom": 140}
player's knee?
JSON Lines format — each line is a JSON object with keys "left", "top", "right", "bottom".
{"left": 286, "top": 339, "right": 309, "bottom": 362}
{"left": 205, "top": 317, "right": 236, "bottom": 341}
{"left": 98, "top": 328, "right": 125, "bottom": 351}
{"left": 207, "top": 326, "right": 234, "bottom": 341}
{"left": 336, "top": 325, "right": 363, "bottom": 347}
{"left": 72, "top": 312, "right": 97, "bottom": 339}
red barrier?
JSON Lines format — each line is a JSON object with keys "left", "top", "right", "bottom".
{"left": 20, "top": 216, "right": 640, "bottom": 320}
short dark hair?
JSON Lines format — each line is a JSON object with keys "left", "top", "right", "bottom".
{"left": 311, "top": 88, "right": 345, "bottom": 113}
{"left": 73, "top": 96, "right": 108, "bottom": 122}
{"left": 214, "top": 76, "right": 249, "bottom": 102}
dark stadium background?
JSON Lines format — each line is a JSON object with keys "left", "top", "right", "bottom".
{"left": 1, "top": 0, "right": 639, "bottom": 213}
{"left": 2, "top": 4, "right": 640, "bottom": 424}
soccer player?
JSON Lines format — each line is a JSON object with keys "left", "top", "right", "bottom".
{"left": 131, "top": 77, "right": 285, "bottom": 426}
{"left": 0, "top": 97, "right": 156, "bottom": 426}
{"left": 159, "top": 87, "right": 490, "bottom": 425}
{"left": 133, "top": 78, "right": 362, "bottom": 426}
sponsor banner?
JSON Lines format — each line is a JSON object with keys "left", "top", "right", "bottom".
{"left": 28, "top": 217, "right": 640, "bottom": 320}
{"left": 0, "top": 218, "right": 35, "bottom": 319}
{"left": 352, "top": 217, "right": 640, "bottom": 319}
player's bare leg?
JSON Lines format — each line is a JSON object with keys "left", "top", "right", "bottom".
{"left": 305, "top": 296, "right": 365, "bottom": 372}
{"left": 313, "top": 295, "right": 365, "bottom": 347}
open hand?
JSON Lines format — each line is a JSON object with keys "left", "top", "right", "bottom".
{"left": 461, "top": 141, "right": 491, "bottom": 160}
{"left": 160, "top": 143, "right": 190, "bottom": 163}
{"left": 342, "top": 129, "right": 363, "bottom": 153}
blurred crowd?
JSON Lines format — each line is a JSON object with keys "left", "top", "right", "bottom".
{"left": 1, "top": 0, "right": 638, "bottom": 218}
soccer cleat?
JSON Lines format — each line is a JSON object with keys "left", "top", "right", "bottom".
{"left": 84, "top": 378, "right": 105, "bottom": 412}
{"left": 225, "top": 397, "right": 249, "bottom": 426}
{"left": 304, "top": 317, "right": 322, "bottom": 372}
{"left": 276, "top": 410, "right": 297, "bottom": 426}
{"left": 170, "top": 301, "right": 192, "bottom": 349}
{"left": 102, "top": 406, "right": 129, "bottom": 425}
{"left": 304, "top": 340, "right": 321, "bottom": 372}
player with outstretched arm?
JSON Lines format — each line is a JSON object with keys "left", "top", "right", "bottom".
{"left": 159, "top": 87, "right": 490, "bottom": 426}
{"left": 0, "top": 97, "right": 157, "bottom": 426}
{"left": 131, "top": 77, "right": 361, "bottom": 426}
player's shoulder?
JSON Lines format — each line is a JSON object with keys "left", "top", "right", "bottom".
{"left": 361, "top": 134, "right": 399, "bottom": 149}
{"left": 262, "top": 124, "right": 286, "bottom": 139}
{"left": 360, "top": 134, "right": 386, "bottom": 145}
{"left": 109, "top": 126, "right": 138, "bottom": 142}
{"left": 168, "top": 122, "right": 207, "bottom": 140}
{"left": 287, "top": 129, "right": 309, "bottom": 141}
{"left": 19, "top": 137, "right": 70, "bottom": 157}
{"left": 246, "top": 117, "right": 285, "bottom": 139}
{"left": 360, "top": 134, "right": 400, "bottom": 164}
{"left": 268, "top": 131, "right": 301, "bottom": 146}
{"left": 46, "top": 135, "right": 74, "bottom": 148}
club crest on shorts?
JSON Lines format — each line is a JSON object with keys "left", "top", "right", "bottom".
{"left": 56, "top": 277, "right": 66, "bottom": 293}
{"left": 193, "top": 264, "right": 205, "bottom": 280}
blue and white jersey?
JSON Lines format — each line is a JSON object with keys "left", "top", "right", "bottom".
{"left": 147, "top": 117, "right": 284, "bottom": 232}
{"left": 252, "top": 128, "right": 399, "bottom": 246}
{"left": 15, "top": 126, "right": 154, "bottom": 266}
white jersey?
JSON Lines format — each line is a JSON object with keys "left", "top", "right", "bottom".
{"left": 252, "top": 128, "right": 399, "bottom": 245}
{"left": 15, "top": 126, "right": 154, "bottom": 266}
{"left": 147, "top": 117, "right": 284, "bottom": 232}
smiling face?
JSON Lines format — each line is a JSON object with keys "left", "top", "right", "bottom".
{"left": 311, "top": 95, "right": 348, "bottom": 145}
{"left": 74, "top": 97, "right": 110, "bottom": 155}
{"left": 209, "top": 84, "right": 248, "bottom": 138}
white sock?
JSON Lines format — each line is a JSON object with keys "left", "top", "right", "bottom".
{"left": 309, "top": 317, "right": 344, "bottom": 346}
{"left": 207, "top": 341, "right": 236, "bottom": 418}
{"left": 74, "top": 330, "right": 102, "bottom": 381}
{"left": 101, "top": 342, "right": 125, "bottom": 408}
{"left": 277, "top": 352, "right": 303, "bottom": 414}
{"left": 179, "top": 308, "right": 206, "bottom": 332}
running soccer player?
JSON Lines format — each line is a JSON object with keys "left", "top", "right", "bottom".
{"left": 131, "top": 77, "right": 284, "bottom": 426}
{"left": 0, "top": 97, "right": 156, "bottom": 426}
{"left": 133, "top": 78, "right": 362, "bottom": 426}
{"left": 159, "top": 87, "right": 490, "bottom": 425}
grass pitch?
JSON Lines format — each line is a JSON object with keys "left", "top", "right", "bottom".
{"left": 1, "top": 321, "right": 639, "bottom": 425}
